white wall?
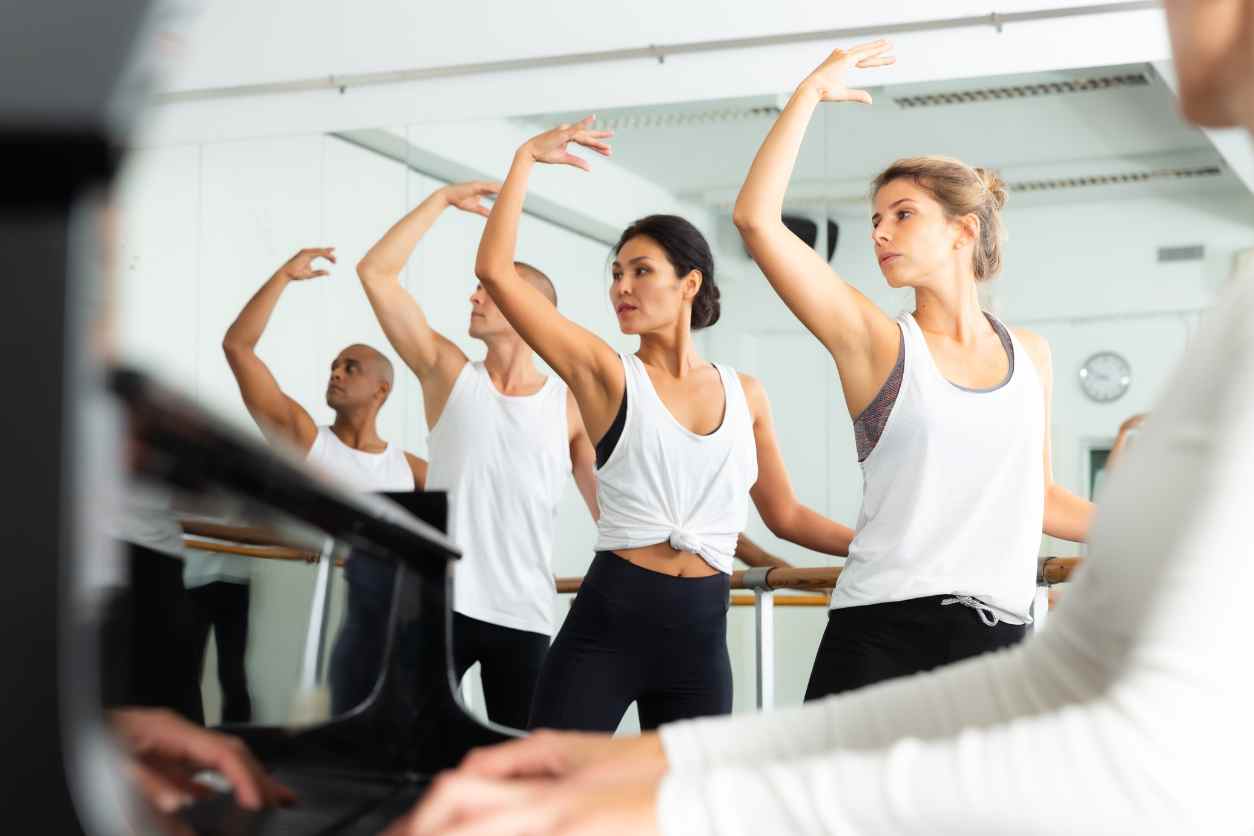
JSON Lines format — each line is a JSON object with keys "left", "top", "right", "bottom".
{"left": 143, "top": 2, "right": 1171, "bottom": 147}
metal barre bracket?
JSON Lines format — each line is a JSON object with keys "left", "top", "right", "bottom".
{"left": 742, "top": 567, "right": 773, "bottom": 591}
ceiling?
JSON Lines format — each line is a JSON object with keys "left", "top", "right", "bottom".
{"left": 527, "top": 62, "right": 1249, "bottom": 212}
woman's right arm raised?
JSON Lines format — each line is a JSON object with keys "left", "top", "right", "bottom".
{"left": 733, "top": 42, "right": 900, "bottom": 410}
{"left": 475, "top": 119, "right": 625, "bottom": 437}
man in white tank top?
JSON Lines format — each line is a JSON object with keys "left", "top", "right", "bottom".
{"left": 359, "top": 182, "right": 599, "bottom": 730}
{"left": 222, "top": 247, "right": 427, "bottom": 488}
{"left": 223, "top": 248, "right": 429, "bottom": 716}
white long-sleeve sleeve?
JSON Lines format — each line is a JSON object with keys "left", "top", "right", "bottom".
{"left": 657, "top": 271, "right": 1254, "bottom": 834}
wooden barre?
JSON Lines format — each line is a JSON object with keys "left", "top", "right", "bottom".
{"left": 558, "top": 557, "right": 1084, "bottom": 595}
{"left": 1039, "top": 556, "right": 1082, "bottom": 585}
{"left": 180, "top": 519, "right": 302, "bottom": 549}
{"left": 730, "top": 593, "right": 830, "bottom": 607}
{"left": 182, "top": 539, "right": 344, "bottom": 567}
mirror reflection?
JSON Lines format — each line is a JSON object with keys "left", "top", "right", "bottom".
{"left": 111, "top": 58, "right": 1253, "bottom": 745}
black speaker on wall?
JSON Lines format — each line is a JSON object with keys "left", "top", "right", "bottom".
{"left": 777, "top": 215, "right": 841, "bottom": 262}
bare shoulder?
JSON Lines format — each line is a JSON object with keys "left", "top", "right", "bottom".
{"left": 565, "top": 387, "right": 589, "bottom": 435}
{"left": 404, "top": 451, "right": 429, "bottom": 490}
{"left": 1011, "top": 327, "right": 1053, "bottom": 374}
{"left": 736, "top": 371, "right": 769, "bottom": 414}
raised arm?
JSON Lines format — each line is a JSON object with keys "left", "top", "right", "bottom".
{"left": 474, "top": 119, "right": 624, "bottom": 439}
{"left": 742, "top": 375, "right": 855, "bottom": 557}
{"left": 357, "top": 182, "right": 498, "bottom": 427}
{"left": 1107, "top": 413, "right": 1147, "bottom": 470}
{"left": 733, "top": 42, "right": 900, "bottom": 417}
{"left": 222, "top": 249, "right": 326, "bottom": 451}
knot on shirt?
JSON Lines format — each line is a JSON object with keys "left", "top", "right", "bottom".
{"left": 668, "top": 529, "right": 704, "bottom": 556}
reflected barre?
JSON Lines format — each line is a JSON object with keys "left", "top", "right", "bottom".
{"left": 179, "top": 519, "right": 336, "bottom": 566}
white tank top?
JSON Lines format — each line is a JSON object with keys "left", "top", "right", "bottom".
{"left": 305, "top": 426, "right": 415, "bottom": 493}
{"left": 426, "top": 362, "right": 572, "bottom": 635}
{"left": 831, "top": 312, "right": 1045, "bottom": 624}
{"left": 595, "top": 353, "right": 758, "bottom": 575}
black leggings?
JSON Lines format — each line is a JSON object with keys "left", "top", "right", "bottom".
{"left": 187, "top": 582, "right": 252, "bottom": 724}
{"left": 452, "top": 612, "right": 549, "bottom": 730}
{"left": 528, "top": 552, "right": 732, "bottom": 733}
{"left": 328, "top": 554, "right": 548, "bottom": 729}
{"left": 110, "top": 543, "right": 205, "bottom": 723}
{"left": 804, "top": 595, "right": 1027, "bottom": 701}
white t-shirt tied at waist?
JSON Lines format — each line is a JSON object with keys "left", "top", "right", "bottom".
{"left": 594, "top": 353, "right": 758, "bottom": 575}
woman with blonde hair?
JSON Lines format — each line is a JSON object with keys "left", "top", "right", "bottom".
{"left": 731, "top": 41, "right": 1094, "bottom": 698}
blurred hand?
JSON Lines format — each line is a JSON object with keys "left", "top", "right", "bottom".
{"left": 457, "top": 729, "right": 665, "bottom": 785}
{"left": 111, "top": 708, "right": 295, "bottom": 820}
{"left": 1119, "top": 413, "right": 1148, "bottom": 433}
{"left": 381, "top": 770, "right": 661, "bottom": 836}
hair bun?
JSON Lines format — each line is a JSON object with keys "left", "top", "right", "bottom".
{"left": 975, "top": 167, "right": 1009, "bottom": 210}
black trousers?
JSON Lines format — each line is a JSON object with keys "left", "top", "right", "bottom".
{"left": 328, "top": 554, "right": 395, "bottom": 716}
{"left": 804, "top": 595, "right": 1028, "bottom": 701}
{"left": 451, "top": 612, "right": 549, "bottom": 730}
{"left": 118, "top": 543, "right": 205, "bottom": 723}
{"left": 187, "top": 582, "right": 252, "bottom": 724}
{"left": 528, "top": 552, "right": 732, "bottom": 733}
{"left": 327, "top": 554, "right": 549, "bottom": 729}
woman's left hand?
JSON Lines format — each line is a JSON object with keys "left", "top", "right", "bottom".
{"left": 521, "top": 116, "right": 614, "bottom": 171}
{"left": 381, "top": 770, "right": 662, "bottom": 836}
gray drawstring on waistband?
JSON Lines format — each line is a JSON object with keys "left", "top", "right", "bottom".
{"left": 941, "top": 595, "right": 1001, "bottom": 626}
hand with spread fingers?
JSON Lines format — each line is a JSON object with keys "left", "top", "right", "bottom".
{"left": 801, "top": 39, "right": 897, "bottom": 104}
{"left": 439, "top": 181, "right": 502, "bottom": 218}
{"left": 277, "top": 246, "right": 337, "bottom": 281}
{"left": 522, "top": 116, "right": 614, "bottom": 171}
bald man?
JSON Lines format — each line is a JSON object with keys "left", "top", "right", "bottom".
{"left": 222, "top": 247, "right": 427, "bottom": 488}
{"left": 223, "top": 248, "right": 428, "bottom": 715}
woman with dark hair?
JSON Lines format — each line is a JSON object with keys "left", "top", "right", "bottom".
{"left": 733, "top": 41, "right": 1095, "bottom": 699}
{"left": 471, "top": 119, "right": 855, "bottom": 733}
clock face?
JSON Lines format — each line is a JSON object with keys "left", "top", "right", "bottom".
{"left": 1079, "top": 351, "right": 1132, "bottom": 403}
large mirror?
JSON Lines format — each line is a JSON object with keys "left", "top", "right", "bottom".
{"left": 110, "top": 54, "right": 1254, "bottom": 740}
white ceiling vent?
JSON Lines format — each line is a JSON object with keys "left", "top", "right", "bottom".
{"left": 894, "top": 73, "right": 1150, "bottom": 109}
{"left": 592, "top": 106, "right": 781, "bottom": 130}
{"left": 1009, "top": 164, "right": 1223, "bottom": 193}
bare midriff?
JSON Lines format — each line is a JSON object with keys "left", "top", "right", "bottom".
{"left": 608, "top": 542, "right": 720, "bottom": 577}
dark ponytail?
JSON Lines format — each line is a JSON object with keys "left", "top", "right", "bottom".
{"left": 614, "top": 214, "right": 720, "bottom": 329}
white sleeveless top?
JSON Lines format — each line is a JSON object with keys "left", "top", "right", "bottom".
{"left": 305, "top": 426, "right": 415, "bottom": 493}
{"left": 426, "top": 362, "right": 572, "bottom": 635}
{"left": 831, "top": 312, "right": 1045, "bottom": 624}
{"left": 595, "top": 354, "right": 759, "bottom": 575}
